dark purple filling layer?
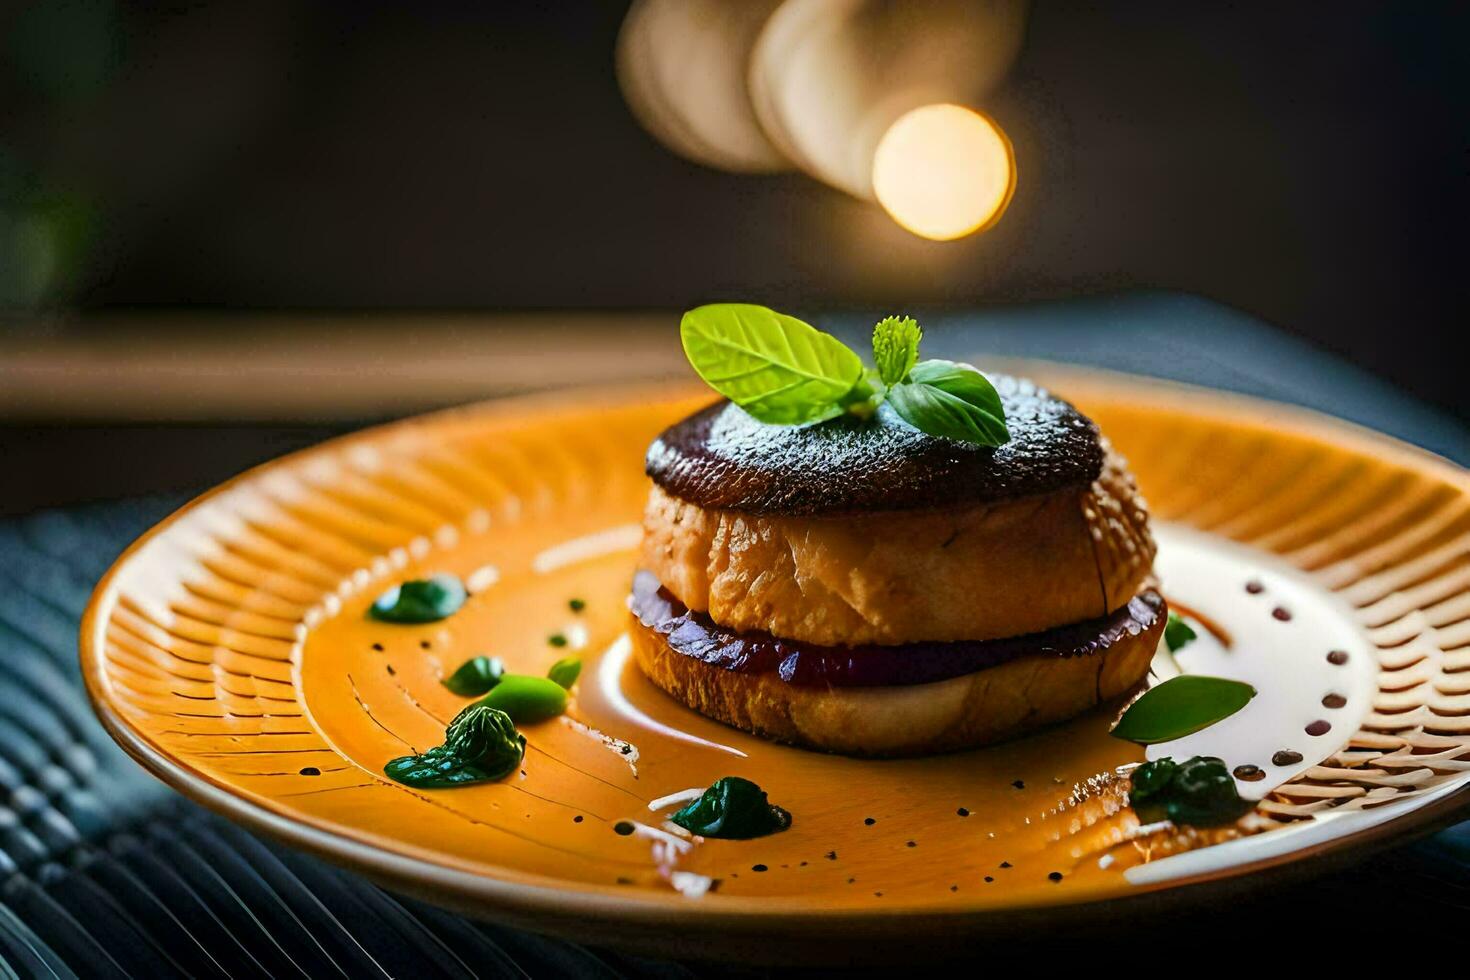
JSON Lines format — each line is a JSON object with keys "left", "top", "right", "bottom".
{"left": 631, "top": 571, "right": 1165, "bottom": 689}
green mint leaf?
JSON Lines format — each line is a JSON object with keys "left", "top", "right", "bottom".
{"left": 1110, "top": 675, "right": 1256, "bottom": 744}
{"left": 680, "top": 303, "right": 865, "bottom": 425}
{"left": 871, "top": 315, "right": 921, "bottom": 386}
{"left": 1129, "top": 756, "right": 1253, "bottom": 827}
{"left": 1164, "top": 612, "right": 1198, "bottom": 653}
{"left": 886, "top": 359, "right": 1009, "bottom": 446}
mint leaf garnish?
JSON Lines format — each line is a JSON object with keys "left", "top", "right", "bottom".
{"left": 680, "top": 304, "right": 866, "bottom": 425}
{"left": 886, "top": 359, "right": 1009, "bottom": 447}
{"left": 678, "top": 304, "right": 1008, "bottom": 444}
{"left": 1110, "top": 675, "right": 1256, "bottom": 745}
{"left": 871, "top": 315, "right": 921, "bottom": 386}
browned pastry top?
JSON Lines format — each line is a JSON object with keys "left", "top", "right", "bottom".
{"left": 645, "top": 375, "right": 1103, "bottom": 515}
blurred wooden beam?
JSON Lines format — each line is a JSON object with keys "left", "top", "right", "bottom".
{"left": 0, "top": 312, "right": 689, "bottom": 421}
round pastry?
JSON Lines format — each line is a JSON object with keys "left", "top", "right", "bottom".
{"left": 630, "top": 374, "right": 1162, "bottom": 757}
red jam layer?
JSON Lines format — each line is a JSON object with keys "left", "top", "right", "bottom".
{"left": 631, "top": 571, "right": 1165, "bottom": 688}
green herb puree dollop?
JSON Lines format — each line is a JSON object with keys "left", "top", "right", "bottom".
{"left": 669, "top": 777, "right": 791, "bottom": 839}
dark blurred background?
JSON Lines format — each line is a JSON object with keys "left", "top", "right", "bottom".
{"left": 1, "top": 0, "right": 1465, "bottom": 513}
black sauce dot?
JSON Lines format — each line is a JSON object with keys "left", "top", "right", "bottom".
{"left": 906, "top": 840, "right": 917, "bottom": 848}
{"left": 847, "top": 877, "right": 856, "bottom": 884}
{"left": 371, "top": 643, "right": 384, "bottom": 651}
{"left": 1245, "top": 580, "right": 1265, "bottom": 595}
{"left": 613, "top": 821, "right": 635, "bottom": 836}
{"left": 419, "top": 640, "right": 431, "bottom": 649}
{"left": 999, "top": 861, "right": 1012, "bottom": 869}
{"left": 573, "top": 815, "right": 584, "bottom": 823}
{"left": 385, "top": 664, "right": 396, "bottom": 676}
{"left": 984, "top": 876, "right": 995, "bottom": 883}
{"left": 950, "top": 884, "right": 959, "bottom": 892}
{"left": 1327, "top": 650, "right": 1349, "bottom": 665}
{"left": 956, "top": 807, "right": 970, "bottom": 817}
{"left": 299, "top": 767, "right": 320, "bottom": 776}
{"left": 1272, "top": 750, "right": 1303, "bottom": 766}
{"left": 1232, "top": 764, "right": 1264, "bottom": 782}
{"left": 616, "top": 877, "right": 633, "bottom": 885}
{"left": 1048, "top": 872, "right": 1064, "bottom": 883}
{"left": 1271, "top": 607, "right": 1292, "bottom": 622}
{"left": 752, "top": 864, "right": 767, "bottom": 872}
{"left": 825, "top": 850, "right": 837, "bottom": 860}
{"left": 1322, "top": 693, "right": 1347, "bottom": 709}
{"left": 1011, "top": 780, "right": 1025, "bottom": 789}
{"left": 864, "top": 817, "right": 876, "bottom": 826}
{"left": 1305, "top": 720, "right": 1331, "bottom": 736}
{"left": 799, "top": 861, "right": 808, "bottom": 867}
{"left": 874, "top": 892, "right": 883, "bottom": 898}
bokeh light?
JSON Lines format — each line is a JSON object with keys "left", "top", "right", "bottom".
{"left": 871, "top": 103, "right": 1015, "bottom": 241}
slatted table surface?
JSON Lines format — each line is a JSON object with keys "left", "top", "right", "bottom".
{"left": 2, "top": 295, "right": 1466, "bottom": 976}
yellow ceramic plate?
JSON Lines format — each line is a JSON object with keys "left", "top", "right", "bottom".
{"left": 82, "top": 366, "right": 1470, "bottom": 962}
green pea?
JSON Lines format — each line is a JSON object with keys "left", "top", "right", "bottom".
{"left": 369, "top": 574, "right": 466, "bottom": 623}
{"left": 443, "top": 655, "right": 504, "bottom": 697}
{"left": 478, "top": 674, "right": 567, "bottom": 724}
{"left": 547, "top": 657, "right": 582, "bottom": 689}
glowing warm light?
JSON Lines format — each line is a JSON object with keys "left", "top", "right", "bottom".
{"left": 871, "top": 103, "right": 1015, "bottom": 241}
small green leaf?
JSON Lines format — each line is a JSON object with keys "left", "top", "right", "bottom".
{"left": 547, "top": 657, "right": 582, "bottom": 689}
{"left": 547, "top": 633, "right": 568, "bottom": 648}
{"left": 668, "top": 776, "right": 792, "bottom": 839}
{"left": 369, "top": 574, "right": 467, "bottom": 623}
{"left": 384, "top": 704, "right": 525, "bottom": 789}
{"left": 680, "top": 304, "right": 865, "bottom": 425}
{"left": 886, "top": 359, "right": 1009, "bottom": 446}
{"left": 1111, "top": 675, "right": 1256, "bottom": 744}
{"left": 1164, "top": 612, "right": 1199, "bottom": 653}
{"left": 1129, "top": 756, "right": 1253, "bottom": 827}
{"left": 443, "top": 655, "right": 504, "bottom": 697}
{"left": 871, "top": 316, "right": 921, "bottom": 386}
{"left": 478, "top": 674, "right": 568, "bottom": 724}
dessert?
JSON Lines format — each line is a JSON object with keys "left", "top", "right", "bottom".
{"left": 628, "top": 305, "right": 1162, "bottom": 756}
